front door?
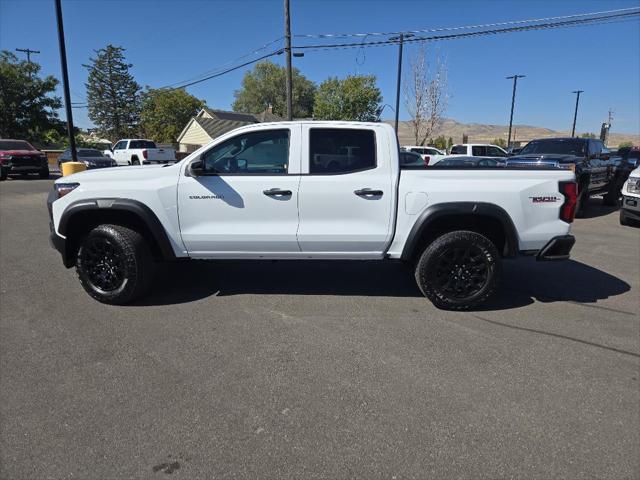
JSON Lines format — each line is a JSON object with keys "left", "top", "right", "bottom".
{"left": 296, "top": 126, "right": 394, "bottom": 258}
{"left": 177, "top": 126, "right": 301, "bottom": 257}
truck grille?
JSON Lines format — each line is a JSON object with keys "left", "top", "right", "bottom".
{"left": 10, "top": 155, "right": 41, "bottom": 166}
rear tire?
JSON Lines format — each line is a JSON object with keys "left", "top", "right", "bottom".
{"left": 575, "top": 185, "right": 590, "bottom": 217}
{"left": 0, "top": 168, "right": 7, "bottom": 181}
{"left": 414, "top": 230, "right": 501, "bottom": 311}
{"left": 76, "top": 224, "right": 155, "bottom": 304}
{"left": 602, "top": 179, "right": 620, "bottom": 206}
{"left": 131, "top": 157, "right": 140, "bottom": 166}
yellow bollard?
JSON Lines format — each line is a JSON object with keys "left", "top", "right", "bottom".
{"left": 61, "top": 162, "right": 87, "bottom": 177}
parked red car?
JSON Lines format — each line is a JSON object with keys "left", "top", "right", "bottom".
{"left": 0, "top": 139, "right": 50, "bottom": 180}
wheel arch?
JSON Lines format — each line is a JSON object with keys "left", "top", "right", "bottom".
{"left": 58, "top": 198, "right": 177, "bottom": 267}
{"left": 400, "top": 202, "right": 519, "bottom": 262}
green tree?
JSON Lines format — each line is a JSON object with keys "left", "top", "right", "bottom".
{"left": 233, "top": 61, "right": 315, "bottom": 118}
{"left": 140, "top": 88, "right": 204, "bottom": 143}
{"left": 618, "top": 141, "right": 633, "bottom": 149}
{"left": 492, "top": 137, "right": 507, "bottom": 148}
{"left": 0, "top": 51, "right": 62, "bottom": 141}
{"left": 84, "top": 45, "right": 141, "bottom": 140}
{"left": 447, "top": 136, "right": 453, "bottom": 149}
{"left": 580, "top": 132, "right": 596, "bottom": 139}
{"left": 313, "top": 75, "right": 382, "bottom": 121}
{"left": 433, "top": 135, "right": 448, "bottom": 150}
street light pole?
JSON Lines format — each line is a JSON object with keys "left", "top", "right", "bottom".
{"left": 54, "top": 0, "right": 77, "bottom": 162}
{"left": 390, "top": 33, "right": 414, "bottom": 135}
{"left": 506, "top": 74, "right": 525, "bottom": 148}
{"left": 571, "top": 90, "right": 583, "bottom": 137}
{"left": 284, "top": 0, "right": 293, "bottom": 121}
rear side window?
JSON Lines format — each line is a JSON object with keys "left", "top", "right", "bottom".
{"left": 450, "top": 145, "right": 466, "bottom": 155}
{"left": 130, "top": 140, "right": 156, "bottom": 149}
{"left": 309, "top": 129, "right": 376, "bottom": 174}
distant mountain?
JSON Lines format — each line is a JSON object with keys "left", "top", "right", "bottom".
{"left": 385, "top": 118, "right": 639, "bottom": 148}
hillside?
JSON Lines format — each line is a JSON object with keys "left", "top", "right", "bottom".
{"left": 386, "top": 118, "right": 639, "bottom": 148}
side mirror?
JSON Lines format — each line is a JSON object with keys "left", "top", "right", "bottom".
{"left": 190, "top": 159, "right": 205, "bottom": 176}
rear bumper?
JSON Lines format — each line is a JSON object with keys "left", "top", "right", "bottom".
{"left": 536, "top": 235, "right": 575, "bottom": 261}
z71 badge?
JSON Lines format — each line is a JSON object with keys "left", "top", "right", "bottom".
{"left": 529, "top": 196, "right": 560, "bottom": 203}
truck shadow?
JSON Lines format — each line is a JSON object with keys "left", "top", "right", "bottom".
{"left": 134, "top": 257, "right": 630, "bottom": 311}
{"left": 575, "top": 196, "right": 620, "bottom": 219}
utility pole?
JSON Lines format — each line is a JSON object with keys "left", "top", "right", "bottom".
{"left": 15, "top": 48, "right": 40, "bottom": 64}
{"left": 284, "top": 0, "right": 293, "bottom": 121}
{"left": 506, "top": 74, "right": 525, "bottom": 148}
{"left": 54, "top": 0, "right": 78, "bottom": 162}
{"left": 571, "top": 90, "right": 583, "bottom": 137}
{"left": 390, "top": 33, "right": 414, "bottom": 136}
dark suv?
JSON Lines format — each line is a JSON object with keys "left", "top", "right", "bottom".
{"left": 508, "top": 137, "right": 622, "bottom": 214}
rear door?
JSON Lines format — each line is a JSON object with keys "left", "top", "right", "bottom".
{"left": 296, "top": 125, "right": 394, "bottom": 258}
{"left": 587, "top": 139, "right": 609, "bottom": 191}
{"left": 177, "top": 126, "right": 302, "bottom": 257}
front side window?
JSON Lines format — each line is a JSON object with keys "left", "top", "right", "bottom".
{"left": 309, "top": 129, "right": 376, "bottom": 174}
{"left": 201, "top": 129, "right": 289, "bottom": 174}
{"left": 450, "top": 145, "right": 466, "bottom": 155}
{"left": 486, "top": 146, "right": 506, "bottom": 157}
{"left": 114, "top": 141, "right": 127, "bottom": 150}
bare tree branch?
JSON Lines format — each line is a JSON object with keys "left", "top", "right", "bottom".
{"left": 403, "top": 46, "right": 448, "bottom": 146}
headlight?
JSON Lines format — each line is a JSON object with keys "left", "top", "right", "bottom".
{"left": 54, "top": 183, "right": 79, "bottom": 198}
{"left": 627, "top": 178, "right": 640, "bottom": 194}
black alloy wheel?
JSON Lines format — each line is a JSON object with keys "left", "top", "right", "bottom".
{"left": 80, "top": 236, "right": 126, "bottom": 294}
{"left": 415, "top": 230, "right": 501, "bottom": 310}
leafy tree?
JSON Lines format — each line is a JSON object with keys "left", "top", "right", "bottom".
{"left": 447, "top": 136, "right": 453, "bottom": 149}
{"left": 313, "top": 75, "right": 382, "bottom": 121}
{"left": 233, "top": 61, "right": 315, "bottom": 118}
{"left": 140, "top": 88, "right": 204, "bottom": 143}
{"left": 492, "top": 137, "right": 507, "bottom": 148}
{"left": 580, "top": 132, "right": 596, "bottom": 139}
{"left": 84, "top": 45, "right": 141, "bottom": 140}
{"left": 433, "top": 135, "right": 447, "bottom": 150}
{"left": 0, "top": 51, "right": 62, "bottom": 141}
{"left": 618, "top": 141, "right": 633, "bottom": 149}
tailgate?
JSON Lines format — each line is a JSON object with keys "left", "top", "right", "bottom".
{"left": 146, "top": 148, "right": 175, "bottom": 161}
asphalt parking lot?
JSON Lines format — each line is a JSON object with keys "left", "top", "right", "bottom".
{"left": 1, "top": 176, "right": 638, "bottom": 479}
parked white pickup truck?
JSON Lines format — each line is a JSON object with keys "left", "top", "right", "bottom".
{"left": 401, "top": 146, "right": 447, "bottom": 166}
{"left": 104, "top": 139, "right": 176, "bottom": 166}
{"left": 448, "top": 143, "right": 509, "bottom": 159}
{"left": 48, "top": 122, "right": 577, "bottom": 309}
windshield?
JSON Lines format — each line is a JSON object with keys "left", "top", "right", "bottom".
{"left": 520, "top": 139, "right": 586, "bottom": 156}
{"left": 0, "top": 140, "right": 35, "bottom": 151}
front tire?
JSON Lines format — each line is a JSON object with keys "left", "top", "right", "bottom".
{"left": 602, "top": 179, "right": 621, "bottom": 206}
{"left": 414, "top": 230, "right": 501, "bottom": 311}
{"left": 76, "top": 224, "right": 154, "bottom": 304}
{"left": 0, "top": 168, "right": 7, "bottom": 181}
{"left": 39, "top": 166, "right": 50, "bottom": 179}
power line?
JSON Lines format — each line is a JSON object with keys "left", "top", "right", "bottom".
{"left": 292, "top": 10, "right": 640, "bottom": 52}
{"left": 159, "top": 36, "right": 284, "bottom": 89}
{"left": 294, "top": 6, "right": 640, "bottom": 39}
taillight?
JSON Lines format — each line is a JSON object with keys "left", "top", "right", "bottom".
{"left": 142, "top": 149, "right": 148, "bottom": 159}
{"left": 559, "top": 181, "right": 577, "bottom": 223}
{"left": 424, "top": 155, "right": 431, "bottom": 166}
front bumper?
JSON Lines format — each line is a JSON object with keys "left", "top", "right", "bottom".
{"left": 536, "top": 235, "right": 575, "bottom": 261}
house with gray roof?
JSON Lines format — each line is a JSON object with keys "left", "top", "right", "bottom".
{"left": 176, "top": 107, "right": 282, "bottom": 153}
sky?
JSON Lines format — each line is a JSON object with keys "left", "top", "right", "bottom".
{"left": 1, "top": 0, "right": 639, "bottom": 135}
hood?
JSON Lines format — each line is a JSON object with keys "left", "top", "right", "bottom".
{"left": 509, "top": 154, "right": 579, "bottom": 163}
{"left": 56, "top": 163, "right": 176, "bottom": 184}
{"left": 0, "top": 149, "right": 43, "bottom": 156}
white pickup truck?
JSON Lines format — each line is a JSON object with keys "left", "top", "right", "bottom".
{"left": 48, "top": 122, "right": 577, "bottom": 309}
{"left": 448, "top": 143, "right": 509, "bottom": 159}
{"left": 104, "top": 139, "right": 176, "bottom": 166}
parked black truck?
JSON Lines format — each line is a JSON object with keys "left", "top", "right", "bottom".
{"left": 507, "top": 137, "right": 623, "bottom": 214}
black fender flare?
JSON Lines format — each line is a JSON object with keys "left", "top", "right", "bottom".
{"left": 400, "top": 202, "right": 519, "bottom": 261}
{"left": 59, "top": 198, "right": 177, "bottom": 262}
